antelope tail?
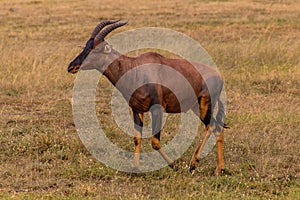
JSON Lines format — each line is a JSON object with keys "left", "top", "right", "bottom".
{"left": 216, "top": 98, "right": 230, "bottom": 129}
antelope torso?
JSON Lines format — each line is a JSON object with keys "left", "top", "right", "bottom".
{"left": 103, "top": 52, "right": 222, "bottom": 113}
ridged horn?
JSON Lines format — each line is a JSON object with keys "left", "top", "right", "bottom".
{"left": 90, "top": 19, "right": 120, "bottom": 38}
{"left": 95, "top": 20, "right": 128, "bottom": 42}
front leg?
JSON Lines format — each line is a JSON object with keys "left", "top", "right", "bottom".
{"left": 133, "top": 109, "right": 143, "bottom": 171}
{"left": 151, "top": 107, "right": 174, "bottom": 168}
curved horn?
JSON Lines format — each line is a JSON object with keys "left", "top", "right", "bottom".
{"left": 90, "top": 19, "right": 120, "bottom": 38}
{"left": 95, "top": 20, "right": 128, "bottom": 42}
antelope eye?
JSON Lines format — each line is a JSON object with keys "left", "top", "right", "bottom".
{"left": 104, "top": 44, "right": 112, "bottom": 54}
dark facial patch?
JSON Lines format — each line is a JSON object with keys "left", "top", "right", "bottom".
{"left": 68, "top": 38, "right": 95, "bottom": 73}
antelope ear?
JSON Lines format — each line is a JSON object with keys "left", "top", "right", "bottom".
{"left": 104, "top": 44, "right": 112, "bottom": 54}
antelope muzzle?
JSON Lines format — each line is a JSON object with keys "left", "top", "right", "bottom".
{"left": 68, "top": 38, "right": 94, "bottom": 73}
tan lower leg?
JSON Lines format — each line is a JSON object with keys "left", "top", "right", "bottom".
{"left": 189, "top": 126, "right": 211, "bottom": 169}
{"left": 151, "top": 137, "right": 174, "bottom": 167}
{"left": 215, "top": 129, "right": 225, "bottom": 175}
{"left": 133, "top": 129, "right": 142, "bottom": 169}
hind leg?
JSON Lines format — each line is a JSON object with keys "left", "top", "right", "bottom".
{"left": 215, "top": 128, "right": 225, "bottom": 175}
{"left": 189, "top": 124, "right": 211, "bottom": 172}
{"left": 190, "top": 97, "right": 225, "bottom": 174}
{"left": 189, "top": 96, "right": 212, "bottom": 172}
{"left": 189, "top": 123, "right": 225, "bottom": 174}
{"left": 189, "top": 95, "right": 225, "bottom": 173}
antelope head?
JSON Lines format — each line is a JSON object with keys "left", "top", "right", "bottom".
{"left": 68, "top": 20, "right": 128, "bottom": 73}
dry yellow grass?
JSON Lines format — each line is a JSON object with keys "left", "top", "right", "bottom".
{"left": 0, "top": 0, "right": 299, "bottom": 199}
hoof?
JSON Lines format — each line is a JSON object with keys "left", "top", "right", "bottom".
{"left": 189, "top": 165, "right": 196, "bottom": 173}
{"left": 215, "top": 168, "right": 228, "bottom": 176}
{"left": 216, "top": 168, "right": 231, "bottom": 176}
{"left": 215, "top": 169, "right": 223, "bottom": 176}
{"left": 169, "top": 161, "right": 180, "bottom": 171}
{"left": 168, "top": 160, "right": 177, "bottom": 169}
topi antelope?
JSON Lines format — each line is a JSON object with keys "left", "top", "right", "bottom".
{"left": 68, "top": 20, "right": 228, "bottom": 174}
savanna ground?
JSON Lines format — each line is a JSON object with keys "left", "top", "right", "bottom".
{"left": 0, "top": 0, "right": 299, "bottom": 199}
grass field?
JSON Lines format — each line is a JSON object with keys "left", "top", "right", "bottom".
{"left": 0, "top": 0, "right": 299, "bottom": 199}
